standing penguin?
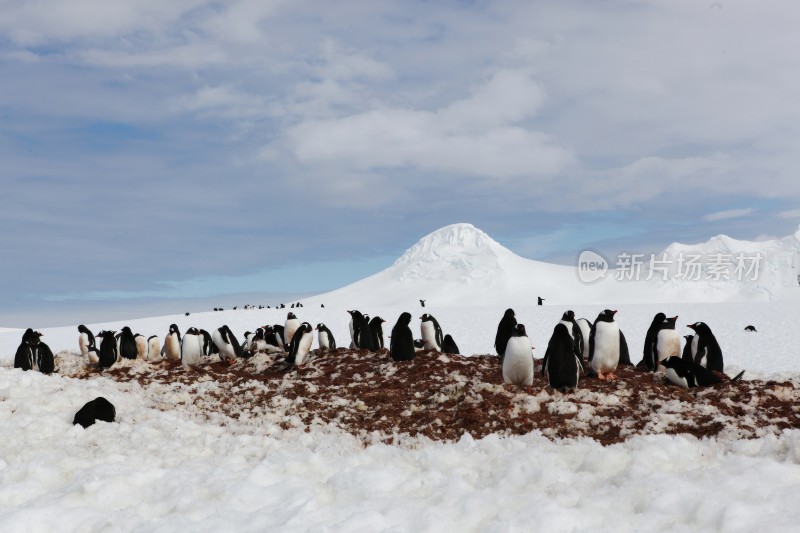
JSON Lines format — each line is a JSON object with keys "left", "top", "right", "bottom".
{"left": 284, "top": 312, "right": 301, "bottom": 346}
{"left": 494, "top": 309, "right": 517, "bottom": 359}
{"left": 369, "top": 316, "right": 387, "bottom": 350}
{"left": 181, "top": 327, "right": 203, "bottom": 367}
{"left": 682, "top": 335, "right": 694, "bottom": 363}
{"left": 212, "top": 325, "right": 242, "bottom": 364}
{"left": 348, "top": 310, "right": 374, "bottom": 350}
{"left": 559, "top": 310, "right": 584, "bottom": 358}
{"left": 654, "top": 316, "right": 681, "bottom": 370}
{"left": 420, "top": 313, "right": 444, "bottom": 352}
{"left": 78, "top": 325, "right": 96, "bottom": 364}
{"left": 542, "top": 323, "right": 582, "bottom": 392}
{"left": 688, "top": 322, "right": 724, "bottom": 372}
{"left": 390, "top": 312, "right": 415, "bottom": 361}
{"left": 316, "top": 323, "right": 336, "bottom": 351}
{"left": 441, "top": 334, "right": 460, "bottom": 355}
{"left": 146, "top": 335, "right": 161, "bottom": 362}
{"left": 162, "top": 324, "right": 182, "bottom": 361}
{"left": 134, "top": 333, "right": 149, "bottom": 360}
{"left": 589, "top": 309, "right": 628, "bottom": 380}
{"left": 36, "top": 335, "right": 55, "bottom": 374}
{"left": 639, "top": 313, "right": 667, "bottom": 371}
{"left": 286, "top": 322, "right": 314, "bottom": 366}
{"left": 14, "top": 328, "right": 37, "bottom": 371}
{"left": 576, "top": 318, "right": 592, "bottom": 361}
{"left": 118, "top": 327, "right": 138, "bottom": 360}
{"left": 271, "top": 325, "right": 286, "bottom": 349}
{"left": 503, "top": 324, "right": 534, "bottom": 386}
{"left": 97, "top": 330, "right": 118, "bottom": 369}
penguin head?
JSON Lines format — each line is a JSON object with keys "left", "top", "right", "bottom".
{"left": 663, "top": 316, "right": 678, "bottom": 329}
{"left": 561, "top": 310, "right": 575, "bottom": 321}
{"left": 652, "top": 312, "right": 667, "bottom": 325}
{"left": 396, "top": 312, "right": 413, "bottom": 326}
{"left": 684, "top": 334, "right": 693, "bottom": 341}
{"left": 300, "top": 322, "right": 313, "bottom": 334}
{"left": 287, "top": 312, "right": 297, "bottom": 320}
{"left": 596, "top": 309, "right": 617, "bottom": 322}
{"left": 512, "top": 324, "right": 528, "bottom": 337}
{"left": 78, "top": 324, "right": 91, "bottom": 335}
{"left": 169, "top": 324, "right": 180, "bottom": 335}
{"left": 315, "top": 323, "right": 323, "bottom": 331}
{"left": 420, "top": 313, "right": 433, "bottom": 322}
{"left": 504, "top": 309, "right": 515, "bottom": 318}
{"left": 660, "top": 356, "right": 680, "bottom": 370}
{"left": 687, "top": 322, "right": 709, "bottom": 333}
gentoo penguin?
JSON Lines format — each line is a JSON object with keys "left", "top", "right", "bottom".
{"left": 559, "top": 310, "right": 584, "bottom": 358}
{"left": 682, "top": 335, "right": 694, "bottom": 363}
{"left": 316, "top": 323, "right": 336, "bottom": 351}
{"left": 134, "top": 334, "right": 149, "bottom": 360}
{"left": 212, "top": 325, "right": 243, "bottom": 364}
{"left": 242, "top": 331, "right": 255, "bottom": 353}
{"left": 78, "top": 325, "right": 96, "bottom": 363}
{"left": 441, "top": 334, "right": 460, "bottom": 355}
{"left": 661, "top": 356, "right": 743, "bottom": 388}
{"left": 146, "top": 335, "right": 161, "bottom": 362}
{"left": 348, "top": 310, "right": 374, "bottom": 350}
{"left": 420, "top": 313, "right": 443, "bottom": 351}
{"left": 494, "top": 309, "right": 517, "bottom": 359}
{"left": 503, "top": 324, "right": 534, "bottom": 386}
{"left": 589, "top": 309, "right": 628, "bottom": 380}
{"left": 14, "top": 328, "right": 37, "bottom": 371}
{"left": 97, "top": 330, "right": 118, "bottom": 369}
{"left": 369, "top": 316, "right": 387, "bottom": 350}
{"left": 537, "top": 297, "right": 545, "bottom": 305}
{"left": 390, "top": 312, "right": 415, "bottom": 361}
{"left": 181, "top": 327, "right": 203, "bottom": 367}
{"left": 688, "top": 322, "right": 724, "bottom": 372}
{"left": 576, "top": 318, "right": 592, "bottom": 360}
{"left": 73, "top": 397, "right": 116, "bottom": 428}
{"left": 639, "top": 313, "right": 667, "bottom": 372}
{"left": 420, "top": 299, "right": 426, "bottom": 307}
{"left": 654, "top": 316, "right": 681, "bottom": 371}
{"left": 271, "top": 325, "right": 286, "bottom": 349}
{"left": 36, "top": 335, "right": 55, "bottom": 374}
{"left": 199, "top": 329, "right": 216, "bottom": 356}
{"left": 542, "top": 323, "right": 581, "bottom": 392}
{"left": 284, "top": 312, "right": 300, "bottom": 345}
{"left": 286, "top": 322, "right": 314, "bottom": 366}
{"left": 246, "top": 328, "right": 267, "bottom": 355}
{"left": 413, "top": 339, "right": 426, "bottom": 352}
{"left": 744, "top": 325, "right": 757, "bottom": 332}
{"left": 162, "top": 324, "right": 182, "bottom": 361}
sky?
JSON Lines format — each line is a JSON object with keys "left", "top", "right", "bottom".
{"left": 3, "top": 0, "right": 800, "bottom": 326}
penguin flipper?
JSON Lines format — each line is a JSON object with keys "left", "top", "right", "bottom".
{"left": 730, "top": 370, "right": 745, "bottom": 383}
{"left": 619, "top": 330, "right": 632, "bottom": 366}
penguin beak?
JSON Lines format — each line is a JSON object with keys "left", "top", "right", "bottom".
{"left": 687, "top": 324, "right": 696, "bottom": 331}
{"left": 611, "top": 310, "right": 617, "bottom": 316}
{"left": 671, "top": 316, "right": 678, "bottom": 321}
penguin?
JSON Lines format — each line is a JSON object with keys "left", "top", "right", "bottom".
{"left": 390, "top": 312, "right": 415, "bottom": 361}
{"left": 199, "top": 329, "right": 216, "bottom": 356}
{"left": 212, "top": 325, "right": 243, "bottom": 364}
{"left": 286, "top": 322, "right": 314, "bottom": 366}
{"left": 247, "top": 328, "right": 268, "bottom": 355}
{"left": 87, "top": 347, "right": 102, "bottom": 366}
{"left": 440, "top": 334, "right": 460, "bottom": 355}
{"left": 682, "top": 335, "right": 694, "bottom": 363}
{"left": 316, "top": 323, "right": 336, "bottom": 351}
{"left": 242, "top": 331, "right": 255, "bottom": 353}
{"left": 537, "top": 297, "right": 545, "bottom": 305}
{"left": 263, "top": 326, "right": 283, "bottom": 351}
{"left": 14, "top": 328, "right": 37, "bottom": 371}
{"left": 78, "top": 325, "right": 96, "bottom": 363}
{"left": 420, "top": 313, "right": 443, "bottom": 351}
{"left": 284, "top": 312, "right": 300, "bottom": 345}
{"left": 588, "top": 309, "right": 628, "bottom": 380}
{"left": 503, "top": 324, "right": 534, "bottom": 386}
{"left": 654, "top": 316, "right": 681, "bottom": 370}
{"left": 181, "top": 327, "right": 203, "bottom": 367}
{"left": 97, "top": 330, "right": 118, "bottom": 369}
{"left": 688, "top": 322, "right": 724, "bottom": 372}
{"left": 271, "top": 325, "right": 286, "bottom": 349}
{"left": 744, "top": 325, "right": 757, "bottom": 332}
{"left": 134, "top": 333, "right": 149, "bottom": 360}
{"left": 348, "top": 310, "right": 375, "bottom": 350}
{"left": 660, "top": 356, "right": 745, "bottom": 388}
{"left": 420, "top": 299, "right": 426, "bottom": 307}
{"left": 559, "top": 310, "right": 584, "bottom": 358}
{"left": 369, "top": 316, "right": 387, "bottom": 350}
{"left": 542, "top": 323, "right": 582, "bottom": 392}
{"left": 639, "top": 313, "right": 667, "bottom": 372}
{"left": 161, "top": 324, "right": 182, "bottom": 361}
{"left": 36, "top": 334, "right": 54, "bottom": 374}
{"left": 146, "top": 335, "right": 161, "bottom": 362}
{"left": 576, "top": 318, "right": 592, "bottom": 360}
{"left": 73, "top": 397, "right": 116, "bottom": 428}
{"left": 494, "top": 309, "right": 517, "bottom": 359}
{"left": 413, "top": 339, "right": 426, "bottom": 352}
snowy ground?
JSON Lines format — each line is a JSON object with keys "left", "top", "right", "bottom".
{"left": 2, "top": 301, "right": 800, "bottom": 531}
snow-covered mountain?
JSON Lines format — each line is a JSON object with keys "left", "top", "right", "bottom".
{"left": 307, "top": 223, "right": 800, "bottom": 307}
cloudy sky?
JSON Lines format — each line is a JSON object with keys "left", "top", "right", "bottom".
{"left": 3, "top": 0, "right": 800, "bottom": 325}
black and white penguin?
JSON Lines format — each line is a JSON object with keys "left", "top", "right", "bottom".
{"left": 441, "top": 334, "right": 460, "bottom": 355}
{"left": 420, "top": 299, "right": 426, "bottom": 308}
{"left": 588, "top": 309, "right": 629, "bottom": 380}
{"left": 654, "top": 316, "right": 681, "bottom": 371}
{"left": 744, "top": 325, "right": 757, "bottom": 332}
{"left": 37, "top": 337, "right": 55, "bottom": 374}
{"left": 97, "top": 330, "right": 118, "bottom": 369}
{"left": 316, "top": 323, "right": 336, "bottom": 351}
{"left": 660, "top": 356, "right": 737, "bottom": 388}
{"left": 242, "top": 331, "right": 255, "bottom": 353}
{"left": 73, "top": 397, "right": 116, "bottom": 428}
{"left": 78, "top": 325, "right": 96, "bottom": 364}
{"left": 181, "top": 327, "right": 203, "bottom": 367}
{"left": 503, "top": 324, "right": 534, "bottom": 386}
{"left": 639, "top": 313, "right": 667, "bottom": 372}
{"left": 537, "top": 297, "right": 545, "bottom": 305}
{"left": 390, "top": 312, "right": 415, "bottom": 361}
{"left": 199, "top": 329, "right": 217, "bottom": 356}
{"left": 420, "top": 313, "right": 443, "bottom": 351}
{"left": 559, "top": 310, "right": 584, "bottom": 358}
{"left": 162, "top": 324, "right": 181, "bottom": 361}
{"left": 284, "top": 312, "right": 301, "bottom": 345}
{"left": 270, "top": 325, "right": 286, "bottom": 349}
{"left": 369, "top": 316, "right": 387, "bottom": 350}
{"left": 413, "top": 339, "right": 426, "bottom": 352}
{"left": 286, "top": 322, "right": 314, "bottom": 366}
{"left": 147, "top": 335, "right": 161, "bottom": 362}
{"left": 576, "top": 318, "right": 592, "bottom": 360}
{"left": 494, "top": 309, "right": 517, "bottom": 359}
{"left": 212, "top": 325, "right": 243, "bottom": 364}
{"left": 542, "top": 323, "right": 582, "bottom": 392}
{"left": 348, "top": 310, "right": 374, "bottom": 350}
{"left": 681, "top": 335, "right": 694, "bottom": 363}
{"left": 14, "top": 328, "right": 37, "bottom": 371}
{"left": 134, "top": 333, "right": 149, "bottom": 360}
{"left": 688, "top": 322, "right": 724, "bottom": 372}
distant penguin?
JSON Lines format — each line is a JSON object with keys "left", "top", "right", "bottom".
{"left": 284, "top": 312, "right": 300, "bottom": 345}
{"left": 162, "top": 324, "right": 182, "bottom": 361}
{"left": 348, "top": 310, "right": 374, "bottom": 350}
{"left": 97, "top": 330, "right": 118, "bottom": 369}
{"left": 537, "top": 297, "right": 545, "bottom": 305}
{"left": 744, "top": 325, "right": 757, "bottom": 332}
{"left": 589, "top": 309, "right": 628, "bottom": 380}
{"left": 441, "top": 334, "right": 460, "bottom": 355}
{"left": 390, "top": 312, "right": 415, "bottom": 361}
{"left": 494, "top": 309, "right": 517, "bottom": 359}
{"left": 576, "top": 318, "right": 592, "bottom": 360}
{"left": 688, "top": 322, "right": 724, "bottom": 372}
{"left": 146, "top": 335, "right": 161, "bottom": 362}
{"left": 78, "top": 325, "right": 96, "bottom": 363}
{"left": 73, "top": 397, "right": 116, "bottom": 428}
{"left": 639, "top": 313, "right": 667, "bottom": 372}
{"left": 682, "top": 335, "right": 694, "bottom": 363}
{"left": 654, "top": 316, "right": 681, "bottom": 370}
{"left": 369, "top": 316, "right": 387, "bottom": 350}
{"left": 316, "top": 323, "right": 336, "bottom": 351}
{"left": 14, "top": 329, "right": 37, "bottom": 371}
{"left": 286, "top": 322, "right": 314, "bottom": 366}
{"left": 420, "top": 313, "right": 443, "bottom": 351}
{"left": 181, "top": 327, "right": 203, "bottom": 367}
{"left": 559, "top": 310, "right": 584, "bottom": 358}
{"left": 503, "top": 324, "right": 534, "bottom": 386}
{"left": 212, "top": 325, "right": 242, "bottom": 364}
{"left": 420, "top": 299, "right": 426, "bottom": 308}
{"left": 660, "top": 356, "right": 736, "bottom": 388}
{"left": 542, "top": 323, "right": 581, "bottom": 392}
{"left": 134, "top": 333, "right": 149, "bottom": 360}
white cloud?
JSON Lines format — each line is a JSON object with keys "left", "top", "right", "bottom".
{"left": 703, "top": 208, "right": 755, "bottom": 222}
{"left": 777, "top": 209, "right": 800, "bottom": 219}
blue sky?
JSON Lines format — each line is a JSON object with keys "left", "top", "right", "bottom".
{"left": 3, "top": 0, "right": 800, "bottom": 326}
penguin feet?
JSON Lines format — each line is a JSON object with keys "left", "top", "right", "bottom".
{"left": 597, "top": 373, "right": 607, "bottom": 381}
{"left": 607, "top": 373, "right": 618, "bottom": 381}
